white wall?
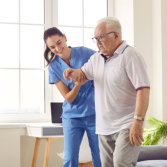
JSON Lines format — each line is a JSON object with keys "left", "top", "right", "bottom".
{"left": 114, "top": 0, "right": 134, "bottom": 46}
{"left": 133, "top": 0, "right": 153, "bottom": 118}
{"left": 151, "top": 0, "right": 163, "bottom": 120}
{"left": 133, "top": 0, "right": 167, "bottom": 121}
{"left": 0, "top": 128, "right": 23, "bottom": 167}
{"left": 161, "top": 0, "right": 167, "bottom": 121}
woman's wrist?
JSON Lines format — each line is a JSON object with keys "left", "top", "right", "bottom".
{"left": 74, "top": 83, "right": 81, "bottom": 88}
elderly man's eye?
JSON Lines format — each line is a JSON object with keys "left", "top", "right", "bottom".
{"left": 99, "top": 36, "right": 103, "bottom": 40}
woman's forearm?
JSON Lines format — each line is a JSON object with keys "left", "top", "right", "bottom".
{"left": 64, "top": 84, "right": 81, "bottom": 104}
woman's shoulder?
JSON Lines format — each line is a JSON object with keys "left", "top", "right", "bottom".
{"left": 71, "top": 46, "right": 95, "bottom": 53}
{"left": 48, "top": 57, "right": 60, "bottom": 72}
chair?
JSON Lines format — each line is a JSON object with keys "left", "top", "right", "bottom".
{"left": 136, "top": 145, "right": 167, "bottom": 167}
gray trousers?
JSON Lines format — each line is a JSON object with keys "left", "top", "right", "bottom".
{"left": 99, "top": 129, "right": 140, "bottom": 167}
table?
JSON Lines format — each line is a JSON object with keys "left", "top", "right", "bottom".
{"left": 31, "top": 137, "right": 62, "bottom": 167}
{"left": 27, "top": 123, "right": 63, "bottom": 167}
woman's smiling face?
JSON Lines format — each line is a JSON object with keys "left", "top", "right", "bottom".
{"left": 46, "top": 34, "right": 68, "bottom": 57}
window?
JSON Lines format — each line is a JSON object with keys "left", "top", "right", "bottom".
{"left": 57, "top": 0, "right": 107, "bottom": 50}
{"left": 0, "top": 0, "right": 46, "bottom": 121}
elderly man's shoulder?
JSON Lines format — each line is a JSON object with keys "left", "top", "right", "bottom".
{"left": 123, "top": 45, "right": 143, "bottom": 60}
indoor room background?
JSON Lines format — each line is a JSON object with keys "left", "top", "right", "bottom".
{"left": 0, "top": 0, "right": 167, "bottom": 167}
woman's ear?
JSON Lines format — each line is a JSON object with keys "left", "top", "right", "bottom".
{"left": 63, "top": 34, "right": 67, "bottom": 41}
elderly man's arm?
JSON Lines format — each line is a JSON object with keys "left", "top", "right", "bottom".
{"left": 129, "top": 88, "right": 150, "bottom": 146}
{"left": 63, "top": 68, "right": 86, "bottom": 81}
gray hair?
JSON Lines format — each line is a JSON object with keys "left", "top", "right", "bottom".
{"left": 97, "top": 17, "right": 122, "bottom": 35}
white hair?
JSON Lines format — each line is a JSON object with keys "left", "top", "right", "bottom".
{"left": 97, "top": 17, "right": 122, "bottom": 35}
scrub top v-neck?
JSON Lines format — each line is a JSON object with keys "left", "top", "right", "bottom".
{"left": 48, "top": 46, "right": 96, "bottom": 118}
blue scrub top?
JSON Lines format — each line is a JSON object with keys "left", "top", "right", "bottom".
{"left": 48, "top": 46, "right": 96, "bottom": 118}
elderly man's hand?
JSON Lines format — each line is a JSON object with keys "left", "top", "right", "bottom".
{"left": 129, "top": 120, "right": 144, "bottom": 146}
{"left": 63, "top": 68, "right": 85, "bottom": 82}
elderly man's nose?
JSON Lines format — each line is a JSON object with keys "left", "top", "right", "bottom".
{"left": 97, "top": 40, "right": 102, "bottom": 45}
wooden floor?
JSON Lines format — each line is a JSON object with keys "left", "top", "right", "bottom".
{"left": 79, "top": 162, "right": 93, "bottom": 167}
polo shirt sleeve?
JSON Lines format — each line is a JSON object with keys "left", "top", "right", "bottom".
{"left": 81, "top": 54, "right": 95, "bottom": 80}
{"left": 48, "top": 65, "right": 61, "bottom": 84}
{"left": 125, "top": 51, "right": 150, "bottom": 90}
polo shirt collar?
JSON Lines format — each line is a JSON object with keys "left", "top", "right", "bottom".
{"left": 114, "top": 40, "right": 127, "bottom": 55}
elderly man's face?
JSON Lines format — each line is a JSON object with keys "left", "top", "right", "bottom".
{"left": 94, "top": 23, "right": 117, "bottom": 57}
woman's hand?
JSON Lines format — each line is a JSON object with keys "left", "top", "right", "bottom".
{"left": 63, "top": 68, "right": 86, "bottom": 82}
{"left": 74, "top": 78, "right": 87, "bottom": 87}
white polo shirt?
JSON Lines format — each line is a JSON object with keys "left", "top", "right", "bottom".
{"left": 81, "top": 41, "right": 150, "bottom": 135}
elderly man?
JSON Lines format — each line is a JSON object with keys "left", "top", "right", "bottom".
{"left": 64, "top": 17, "right": 150, "bottom": 167}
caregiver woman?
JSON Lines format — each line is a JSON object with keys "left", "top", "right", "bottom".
{"left": 43, "top": 27, "right": 101, "bottom": 167}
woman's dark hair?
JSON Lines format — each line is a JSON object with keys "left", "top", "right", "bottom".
{"left": 43, "top": 27, "right": 63, "bottom": 66}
